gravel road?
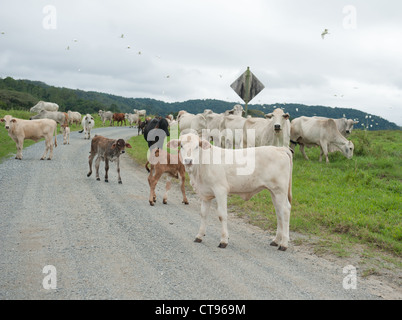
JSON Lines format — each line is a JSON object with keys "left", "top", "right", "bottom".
{"left": 0, "top": 126, "right": 399, "bottom": 300}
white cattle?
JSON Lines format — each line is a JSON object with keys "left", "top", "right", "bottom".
{"left": 243, "top": 108, "right": 290, "bottom": 148}
{"left": 98, "top": 110, "right": 113, "bottom": 126}
{"left": 168, "top": 133, "right": 293, "bottom": 250}
{"left": 313, "top": 117, "right": 358, "bottom": 137}
{"left": 225, "top": 104, "right": 244, "bottom": 116}
{"left": 80, "top": 114, "right": 95, "bottom": 139}
{"left": 133, "top": 109, "right": 146, "bottom": 117}
{"left": 60, "top": 124, "right": 70, "bottom": 145}
{"left": 290, "top": 116, "right": 354, "bottom": 163}
{"left": 30, "top": 110, "right": 68, "bottom": 126}
{"left": 30, "top": 101, "right": 59, "bottom": 113}
{"left": 220, "top": 114, "right": 247, "bottom": 149}
{"left": 125, "top": 113, "right": 139, "bottom": 128}
{"left": 177, "top": 110, "right": 196, "bottom": 133}
{"left": 1, "top": 115, "right": 57, "bottom": 160}
{"left": 67, "top": 110, "right": 82, "bottom": 126}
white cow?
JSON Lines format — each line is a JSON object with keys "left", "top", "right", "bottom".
{"left": 80, "top": 114, "right": 95, "bottom": 139}
{"left": 60, "top": 124, "right": 70, "bottom": 145}
{"left": 290, "top": 116, "right": 354, "bottom": 163}
{"left": 98, "top": 110, "right": 113, "bottom": 126}
{"left": 168, "top": 133, "right": 293, "bottom": 250}
{"left": 30, "top": 101, "right": 59, "bottom": 113}
{"left": 243, "top": 108, "right": 290, "bottom": 148}
{"left": 1, "top": 115, "right": 58, "bottom": 160}
{"left": 220, "top": 114, "right": 247, "bottom": 149}
{"left": 313, "top": 117, "right": 358, "bottom": 137}
{"left": 30, "top": 110, "right": 68, "bottom": 126}
{"left": 177, "top": 110, "right": 197, "bottom": 133}
{"left": 133, "top": 109, "right": 146, "bottom": 118}
{"left": 125, "top": 113, "right": 139, "bottom": 128}
{"left": 67, "top": 110, "right": 82, "bottom": 126}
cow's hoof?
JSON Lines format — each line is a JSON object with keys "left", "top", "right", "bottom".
{"left": 47, "top": 158, "right": 51, "bottom": 160}
{"left": 96, "top": 178, "right": 100, "bottom": 181}
{"left": 118, "top": 181, "right": 122, "bottom": 184}
{"left": 163, "top": 199, "right": 167, "bottom": 204}
{"left": 183, "top": 201, "right": 189, "bottom": 205}
{"left": 218, "top": 243, "right": 228, "bottom": 249}
{"left": 40, "top": 158, "right": 44, "bottom": 160}
{"left": 278, "top": 246, "right": 287, "bottom": 251}
{"left": 194, "top": 238, "right": 202, "bottom": 243}
{"left": 149, "top": 201, "right": 154, "bottom": 206}
{"left": 87, "top": 173, "right": 92, "bottom": 177}
{"left": 105, "top": 179, "right": 108, "bottom": 183}
{"left": 270, "top": 241, "right": 279, "bottom": 247}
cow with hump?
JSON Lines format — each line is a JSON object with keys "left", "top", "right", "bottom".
{"left": 1, "top": 115, "right": 58, "bottom": 160}
{"left": 168, "top": 132, "right": 293, "bottom": 251}
{"left": 87, "top": 135, "right": 132, "bottom": 184}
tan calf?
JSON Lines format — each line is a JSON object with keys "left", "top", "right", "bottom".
{"left": 1, "top": 115, "right": 58, "bottom": 160}
{"left": 146, "top": 149, "right": 189, "bottom": 206}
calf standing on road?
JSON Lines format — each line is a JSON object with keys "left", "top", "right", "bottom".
{"left": 87, "top": 135, "right": 132, "bottom": 184}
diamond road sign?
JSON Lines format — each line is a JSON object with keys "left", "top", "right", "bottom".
{"left": 230, "top": 67, "right": 265, "bottom": 104}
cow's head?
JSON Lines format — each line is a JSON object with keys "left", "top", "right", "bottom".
{"left": 169, "top": 133, "right": 210, "bottom": 167}
{"left": 345, "top": 119, "right": 359, "bottom": 135}
{"left": 265, "top": 108, "right": 290, "bottom": 132}
{"left": 1, "top": 115, "right": 17, "bottom": 130}
{"left": 344, "top": 140, "right": 354, "bottom": 159}
{"left": 111, "top": 139, "right": 132, "bottom": 155}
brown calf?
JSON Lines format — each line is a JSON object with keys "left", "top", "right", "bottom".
{"left": 87, "top": 135, "right": 132, "bottom": 184}
{"left": 146, "top": 149, "right": 189, "bottom": 206}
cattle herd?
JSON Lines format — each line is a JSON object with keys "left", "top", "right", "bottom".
{"left": 0, "top": 100, "right": 359, "bottom": 251}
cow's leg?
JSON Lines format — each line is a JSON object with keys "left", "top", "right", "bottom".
{"left": 95, "top": 156, "right": 101, "bottom": 181}
{"left": 299, "top": 144, "right": 309, "bottom": 160}
{"left": 116, "top": 158, "right": 122, "bottom": 184}
{"left": 15, "top": 138, "right": 23, "bottom": 160}
{"left": 179, "top": 172, "right": 189, "bottom": 205}
{"left": 195, "top": 199, "right": 211, "bottom": 243}
{"left": 270, "top": 191, "right": 291, "bottom": 251}
{"left": 163, "top": 176, "right": 172, "bottom": 204}
{"left": 148, "top": 169, "right": 162, "bottom": 205}
{"left": 215, "top": 191, "right": 229, "bottom": 248}
{"left": 46, "top": 136, "right": 53, "bottom": 160}
{"left": 104, "top": 158, "right": 109, "bottom": 182}
{"left": 319, "top": 144, "right": 329, "bottom": 163}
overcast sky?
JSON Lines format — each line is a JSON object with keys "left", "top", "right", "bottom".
{"left": 0, "top": 0, "right": 401, "bottom": 125}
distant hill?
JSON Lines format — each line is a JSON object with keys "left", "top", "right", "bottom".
{"left": 0, "top": 76, "right": 399, "bottom": 130}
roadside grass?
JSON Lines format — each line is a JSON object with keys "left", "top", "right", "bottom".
{"left": 127, "top": 130, "right": 402, "bottom": 263}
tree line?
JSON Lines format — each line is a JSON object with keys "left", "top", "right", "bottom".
{"left": 0, "top": 77, "right": 399, "bottom": 130}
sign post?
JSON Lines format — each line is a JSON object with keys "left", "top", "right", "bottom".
{"left": 230, "top": 67, "right": 265, "bottom": 117}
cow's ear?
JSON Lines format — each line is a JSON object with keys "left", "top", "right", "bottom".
{"left": 353, "top": 121, "right": 359, "bottom": 124}
{"left": 199, "top": 139, "right": 211, "bottom": 150}
{"left": 283, "top": 113, "right": 290, "bottom": 120}
{"left": 167, "top": 139, "right": 180, "bottom": 150}
{"left": 11, "top": 119, "right": 17, "bottom": 123}
{"left": 0, "top": 118, "right": 4, "bottom": 122}
{"left": 111, "top": 143, "right": 116, "bottom": 149}
{"left": 265, "top": 113, "right": 273, "bottom": 119}
{"left": 125, "top": 143, "right": 132, "bottom": 149}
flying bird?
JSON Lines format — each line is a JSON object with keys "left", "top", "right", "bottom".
{"left": 127, "top": 45, "right": 131, "bottom": 49}
{"left": 321, "top": 29, "right": 329, "bottom": 39}
{"left": 66, "top": 46, "right": 70, "bottom": 50}
{"left": 1, "top": 31, "right": 5, "bottom": 35}
{"left": 138, "top": 51, "right": 142, "bottom": 55}
{"left": 120, "top": 34, "right": 124, "bottom": 38}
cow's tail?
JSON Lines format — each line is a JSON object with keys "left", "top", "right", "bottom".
{"left": 284, "top": 148, "right": 293, "bottom": 205}
{"left": 145, "top": 161, "right": 150, "bottom": 173}
{"left": 78, "top": 129, "right": 84, "bottom": 133}
{"left": 54, "top": 125, "right": 58, "bottom": 148}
